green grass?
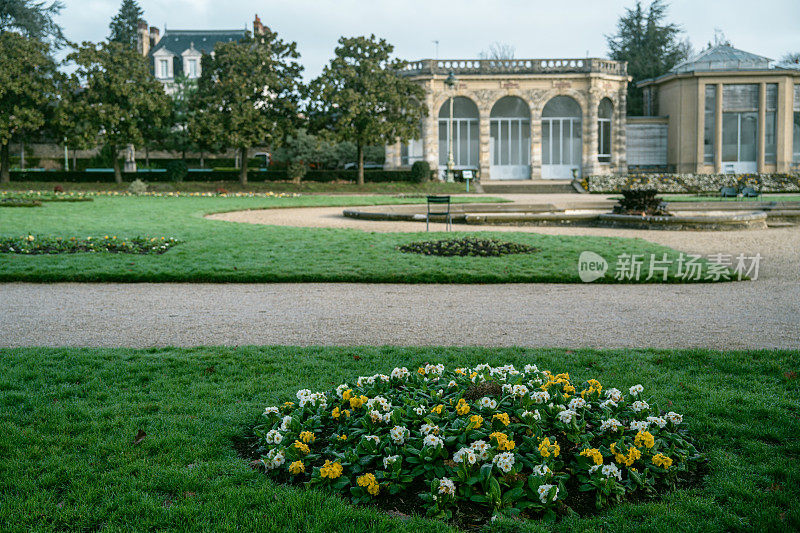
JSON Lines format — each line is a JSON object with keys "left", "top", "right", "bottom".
{"left": 0, "top": 195, "right": 725, "bottom": 283}
{"left": 1, "top": 347, "right": 798, "bottom": 532}
{"left": 0, "top": 180, "right": 473, "bottom": 195}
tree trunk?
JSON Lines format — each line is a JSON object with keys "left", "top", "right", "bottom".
{"left": 145, "top": 146, "right": 150, "bottom": 167}
{"left": 239, "top": 147, "right": 248, "bottom": 186}
{"left": 113, "top": 148, "right": 122, "bottom": 184}
{"left": 200, "top": 151, "right": 205, "bottom": 168}
{"left": 356, "top": 142, "right": 364, "bottom": 186}
{"left": 0, "top": 142, "right": 10, "bottom": 183}
{"left": 20, "top": 142, "right": 25, "bottom": 170}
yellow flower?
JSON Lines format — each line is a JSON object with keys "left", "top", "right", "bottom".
{"left": 299, "top": 431, "right": 315, "bottom": 444}
{"left": 538, "top": 437, "right": 561, "bottom": 458}
{"left": 493, "top": 413, "right": 510, "bottom": 427}
{"left": 431, "top": 404, "right": 444, "bottom": 415}
{"left": 357, "top": 472, "right": 381, "bottom": 494}
{"left": 338, "top": 434, "right": 347, "bottom": 441}
{"left": 611, "top": 443, "right": 641, "bottom": 466}
{"left": 288, "top": 460, "right": 305, "bottom": 474}
{"left": 332, "top": 407, "right": 341, "bottom": 419}
{"left": 283, "top": 401, "right": 294, "bottom": 410}
{"left": 320, "top": 460, "right": 343, "bottom": 479}
{"left": 349, "top": 395, "right": 368, "bottom": 409}
{"left": 342, "top": 389, "right": 352, "bottom": 401}
{"left": 343, "top": 409, "right": 351, "bottom": 418}
{"left": 563, "top": 384, "right": 576, "bottom": 394}
{"left": 652, "top": 454, "right": 673, "bottom": 468}
{"left": 293, "top": 440, "right": 310, "bottom": 455}
{"left": 490, "top": 431, "right": 514, "bottom": 450}
{"left": 455, "top": 399, "right": 470, "bottom": 415}
{"left": 469, "top": 414, "right": 483, "bottom": 429}
{"left": 634, "top": 431, "right": 655, "bottom": 449}
{"left": 580, "top": 448, "right": 604, "bottom": 465}
{"left": 417, "top": 367, "right": 426, "bottom": 375}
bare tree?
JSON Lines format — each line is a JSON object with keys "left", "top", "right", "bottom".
{"left": 479, "top": 42, "right": 515, "bottom": 60}
{"left": 780, "top": 52, "right": 800, "bottom": 66}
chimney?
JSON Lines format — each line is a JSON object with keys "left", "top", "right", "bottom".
{"left": 253, "top": 14, "right": 266, "bottom": 35}
{"left": 149, "top": 26, "right": 161, "bottom": 47}
{"left": 137, "top": 20, "right": 149, "bottom": 55}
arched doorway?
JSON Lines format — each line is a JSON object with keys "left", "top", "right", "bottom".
{"left": 438, "top": 97, "right": 479, "bottom": 178}
{"left": 542, "top": 96, "right": 582, "bottom": 179}
{"left": 489, "top": 96, "right": 531, "bottom": 180}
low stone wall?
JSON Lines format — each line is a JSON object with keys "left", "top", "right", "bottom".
{"left": 583, "top": 173, "right": 800, "bottom": 193}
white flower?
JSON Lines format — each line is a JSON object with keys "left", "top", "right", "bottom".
{"left": 502, "top": 384, "right": 513, "bottom": 394}
{"left": 522, "top": 409, "right": 541, "bottom": 421}
{"left": 437, "top": 477, "right": 455, "bottom": 495}
{"left": 532, "top": 463, "right": 551, "bottom": 476}
{"left": 666, "top": 411, "right": 683, "bottom": 425}
{"left": 390, "top": 425, "right": 409, "bottom": 444}
{"left": 453, "top": 447, "right": 477, "bottom": 465}
{"left": 647, "top": 416, "right": 667, "bottom": 429}
{"left": 280, "top": 415, "right": 293, "bottom": 431}
{"left": 367, "top": 396, "right": 392, "bottom": 412}
{"left": 631, "top": 400, "right": 649, "bottom": 413}
{"left": 492, "top": 452, "right": 516, "bottom": 473}
{"left": 335, "top": 384, "right": 349, "bottom": 399}
{"left": 369, "top": 410, "right": 392, "bottom": 424}
{"left": 629, "top": 384, "right": 644, "bottom": 396}
{"left": 605, "top": 388, "right": 623, "bottom": 402}
{"left": 296, "top": 389, "right": 327, "bottom": 408}
{"left": 589, "top": 465, "right": 600, "bottom": 474}
{"left": 601, "top": 463, "right": 623, "bottom": 481}
{"left": 600, "top": 418, "right": 622, "bottom": 432}
{"left": 448, "top": 380, "right": 457, "bottom": 387}
{"left": 383, "top": 455, "right": 400, "bottom": 469}
{"left": 390, "top": 367, "right": 410, "bottom": 380}
{"left": 629, "top": 420, "right": 650, "bottom": 432}
{"left": 531, "top": 390, "right": 550, "bottom": 404}
{"left": 568, "top": 397, "right": 586, "bottom": 410}
{"left": 264, "top": 448, "right": 285, "bottom": 470}
{"left": 424, "top": 364, "right": 445, "bottom": 376}
{"left": 557, "top": 409, "right": 578, "bottom": 424}
{"left": 420, "top": 423, "right": 439, "bottom": 435}
{"left": 265, "top": 429, "right": 283, "bottom": 445}
{"left": 423, "top": 434, "right": 444, "bottom": 448}
{"left": 600, "top": 399, "right": 618, "bottom": 409}
{"left": 537, "top": 484, "right": 558, "bottom": 503}
{"left": 263, "top": 406, "right": 279, "bottom": 416}
{"left": 413, "top": 406, "right": 426, "bottom": 416}
{"left": 365, "top": 435, "right": 380, "bottom": 444}
{"left": 470, "top": 440, "right": 490, "bottom": 460}
{"left": 511, "top": 384, "right": 529, "bottom": 397}
{"left": 479, "top": 397, "right": 497, "bottom": 410}
{"left": 524, "top": 364, "right": 539, "bottom": 374}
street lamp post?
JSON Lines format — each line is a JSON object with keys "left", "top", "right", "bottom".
{"left": 444, "top": 71, "right": 457, "bottom": 183}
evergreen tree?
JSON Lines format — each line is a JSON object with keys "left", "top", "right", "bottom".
{"left": 307, "top": 35, "right": 426, "bottom": 185}
{"left": 108, "top": 0, "right": 143, "bottom": 48}
{"left": 606, "top": 0, "right": 691, "bottom": 115}
{"left": 0, "top": 0, "right": 65, "bottom": 46}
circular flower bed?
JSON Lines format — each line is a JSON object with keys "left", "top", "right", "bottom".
{"left": 398, "top": 237, "right": 540, "bottom": 257}
{"left": 255, "top": 364, "right": 702, "bottom": 523}
{"left": 0, "top": 235, "right": 181, "bottom": 254}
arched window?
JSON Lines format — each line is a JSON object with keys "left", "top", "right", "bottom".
{"left": 598, "top": 98, "right": 613, "bottom": 163}
{"left": 438, "top": 97, "right": 479, "bottom": 168}
{"left": 541, "top": 96, "right": 582, "bottom": 179}
{"left": 489, "top": 96, "right": 531, "bottom": 180}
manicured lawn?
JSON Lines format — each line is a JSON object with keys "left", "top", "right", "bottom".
{"left": 0, "top": 180, "right": 473, "bottom": 195}
{"left": 1, "top": 347, "right": 797, "bottom": 532}
{"left": 0, "top": 195, "right": 725, "bottom": 283}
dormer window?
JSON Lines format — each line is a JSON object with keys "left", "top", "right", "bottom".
{"left": 158, "top": 59, "right": 169, "bottom": 78}
{"left": 187, "top": 59, "right": 198, "bottom": 78}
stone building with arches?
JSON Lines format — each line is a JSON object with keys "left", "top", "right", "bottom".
{"left": 384, "top": 58, "right": 630, "bottom": 181}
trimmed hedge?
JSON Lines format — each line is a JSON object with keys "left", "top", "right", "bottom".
{"left": 8, "top": 169, "right": 417, "bottom": 183}
{"left": 584, "top": 173, "right": 800, "bottom": 193}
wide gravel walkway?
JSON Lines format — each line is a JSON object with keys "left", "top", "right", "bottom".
{"left": 1, "top": 281, "right": 798, "bottom": 349}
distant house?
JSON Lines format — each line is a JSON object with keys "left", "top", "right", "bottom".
{"left": 136, "top": 15, "right": 267, "bottom": 91}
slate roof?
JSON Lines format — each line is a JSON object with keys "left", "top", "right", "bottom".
{"left": 149, "top": 29, "right": 247, "bottom": 78}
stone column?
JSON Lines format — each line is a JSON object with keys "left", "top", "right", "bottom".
{"left": 478, "top": 109, "right": 491, "bottom": 181}
{"left": 714, "top": 83, "right": 723, "bottom": 173}
{"left": 530, "top": 108, "right": 541, "bottom": 179}
{"left": 583, "top": 90, "right": 599, "bottom": 178}
{"left": 614, "top": 91, "right": 628, "bottom": 175}
{"left": 422, "top": 96, "right": 440, "bottom": 179}
{"left": 757, "top": 82, "right": 766, "bottom": 173}
{"left": 383, "top": 141, "right": 401, "bottom": 170}
{"left": 696, "top": 83, "right": 705, "bottom": 173}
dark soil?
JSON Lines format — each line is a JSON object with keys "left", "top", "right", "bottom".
{"left": 398, "top": 237, "right": 540, "bottom": 257}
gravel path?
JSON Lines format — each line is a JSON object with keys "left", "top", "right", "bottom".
{"left": 2, "top": 281, "right": 798, "bottom": 349}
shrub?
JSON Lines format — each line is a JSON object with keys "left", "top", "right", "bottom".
{"left": 398, "top": 237, "right": 540, "bottom": 257}
{"left": 127, "top": 179, "right": 148, "bottom": 194}
{"left": 0, "top": 235, "right": 180, "bottom": 254}
{"left": 255, "top": 364, "right": 702, "bottom": 523}
{"left": 612, "top": 190, "right": 670, "bottom": 216}
{"left": 410, "top": 161, "right": 432, "bottom": 183}
{"left": 165, "top": 160, "right": 189, "bottom": 182}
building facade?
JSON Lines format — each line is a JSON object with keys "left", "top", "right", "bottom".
{"left": 638, "top": 45, "right": 800, "bottom": 174}
{"left": 384, "top": 58, "right": 630, "bottom": 181}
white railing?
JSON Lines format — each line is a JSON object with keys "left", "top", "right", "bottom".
{"left": 402, "top": 58, "right": 627, "bottom": 76}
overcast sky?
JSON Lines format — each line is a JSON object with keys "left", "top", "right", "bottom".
{"left": 59, "top": 0, "right": 799, "bottom": 78}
